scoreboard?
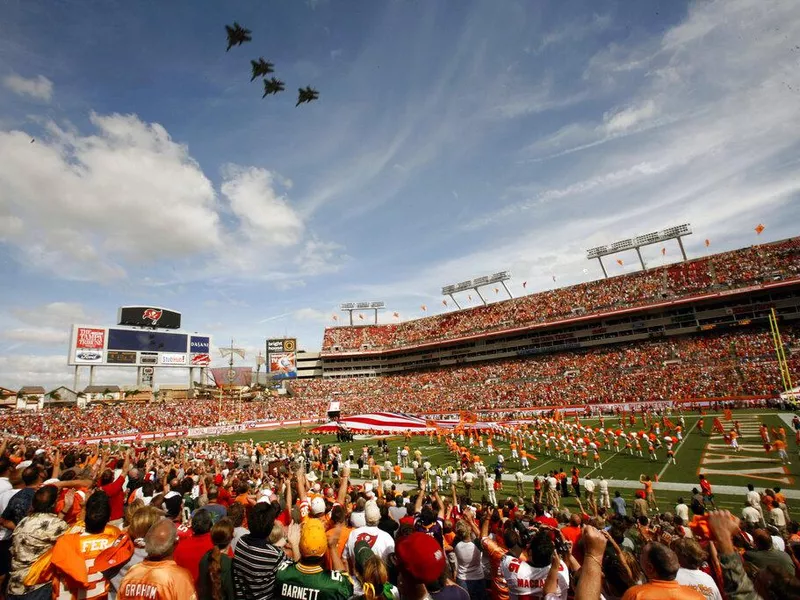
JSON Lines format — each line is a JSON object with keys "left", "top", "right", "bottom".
{"left": 69, "top": 325, "right": 211, "bottom": 368}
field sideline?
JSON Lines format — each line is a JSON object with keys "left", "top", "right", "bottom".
{"left": 213, "top": 409, "right": 799, "bottom": 514}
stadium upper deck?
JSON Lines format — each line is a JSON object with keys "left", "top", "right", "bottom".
{"left": 322, "top": 237, "right": 800, "bottom": 355}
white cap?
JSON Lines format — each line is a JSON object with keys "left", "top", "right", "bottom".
{"left": 311, "top": 496, "right": 327, "bottom": 515}
{"left": 365, "top": 501, "right": 380, "bottom": 524}
{"left": 34, "top": 449, "right": 46, "bottom": 456}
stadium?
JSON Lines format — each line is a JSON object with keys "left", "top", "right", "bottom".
{"left": 5, "top": 3, "right": 800, "bottom": 599}
{"left": 0, "top": 234, "right": 797, "bottom": 500}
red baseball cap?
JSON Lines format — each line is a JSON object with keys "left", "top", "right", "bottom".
{"left": 214, "top": 474, "right": 224, "bottom": 486}
{"left": 396, "top": 533, "right": 445, "bottom": 585}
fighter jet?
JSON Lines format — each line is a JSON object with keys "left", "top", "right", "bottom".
{"left": 250, "top": 58, "right": 275, "bottom": 81}
{"left": 296, "top": 86, "right": 319, "bottom": 106}
{"left": 263, "top": 77, "right": 286, "bottom": 97}
{"left": 225, "top": 22, "right": 252, "bottom": 51}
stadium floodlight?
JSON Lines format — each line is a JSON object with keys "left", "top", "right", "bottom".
{"left": 441, "top": 271, "right": 513, "bottom": 308}
{"left": 586, "top": 223, "right": 693, "bottom": 278}
{"left": 338, "top": 301, "right": 386, "bottom": 325}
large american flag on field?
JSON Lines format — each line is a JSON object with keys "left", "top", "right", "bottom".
{"left": 312, "top": 412, "right": 433, "bottom": 434}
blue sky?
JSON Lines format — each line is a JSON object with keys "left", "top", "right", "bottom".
{"left": 1, "top": 0, "right": 799, "bottom": 389}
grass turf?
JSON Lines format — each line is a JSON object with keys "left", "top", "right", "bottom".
{"left": 213, "top": 409, "right": 799, "bottom": 514}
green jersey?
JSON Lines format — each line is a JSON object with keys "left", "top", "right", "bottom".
{"left": 276, "top": 561, "right": 353, "bottom": 600}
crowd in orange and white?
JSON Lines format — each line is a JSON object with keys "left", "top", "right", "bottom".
{"left": 295, "top": 327, "right": 800, "bottom": 416}
{"left": 322, "top": 238, "right": 800, "bottom": 352}
{"left": 0, "top": 397, "right": 328, "bottom": 442}
{"left": 0, "top": 414, "right": 797, "bottom": 600}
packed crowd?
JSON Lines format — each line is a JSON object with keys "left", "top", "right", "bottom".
{"left": 322, "top": 238, "right": 800, "bottom": 352}
{"left": 0, "top": 397, "right": 328, "bottom": 442}
{"left": 294, "top": 327, "right": 800, "bottom": 415}
{"left": 0, "top": 434, "right": 797, "bottom": 600}
{"left": 0, "top": 327, "right": 796, "bottom": 442}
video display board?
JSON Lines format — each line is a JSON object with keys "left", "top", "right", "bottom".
{"left": 266, "top": 338, "right": 297, "bottom": 379}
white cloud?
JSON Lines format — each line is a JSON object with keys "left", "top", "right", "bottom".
{"left": 602, "top": 100, "right": 657, "bottom": 134}
{"left": 0, "top": 112, "right": 340, "bottom": 283}
{"left": 0, "top": 113, "right": 220, "bottom": 279}
{"left": 0, "top": 328, "right": 68, "bottom": 345}
{"left": 293, "top": 307, "right": 331, "bottom": 323}
{"left": 221, "top": 165, "right": 304, "bottom": 247}
{"left": 3, "top": 74, "right": 53, "bottom": 101}
{"left": 13, "top": 302, "right": 97, "bottom": 328}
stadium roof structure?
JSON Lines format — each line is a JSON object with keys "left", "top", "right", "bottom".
{"left": 586, "top": 223, "right": 692, "bottom": 277}
{"left": 441, "top": 271, "right": 512, "bottom": 308}
{"left": 339, "top": 301, "right": 385, "bottom": 325}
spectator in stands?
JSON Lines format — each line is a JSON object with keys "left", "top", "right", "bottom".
{"left": 6, "top": 485, "right": 70, "bottom": 599}
{"left": 232, "top": 502, "right": 284, "bottom": 600}
{"left": 174, "top": 508, "right": 214, "bottom": 583}
{"left": 622, "top": 542, "right": 704, "bottom": 600}
{"left": 198, "top": 517, "right": 235, "bottom": 600}
{"left": 117, "top": 518, "right": 197, "bottom": 600}
{"left": 51, "top": 491, "right": 120, "bottom": 599}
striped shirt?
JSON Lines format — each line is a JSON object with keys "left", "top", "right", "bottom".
{"left": 232, "top": 534, "right": 285, "bottom": 600}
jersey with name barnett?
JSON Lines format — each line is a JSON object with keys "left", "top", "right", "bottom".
{"left": 276, "top": 562, "right": 353, "bottom": 600}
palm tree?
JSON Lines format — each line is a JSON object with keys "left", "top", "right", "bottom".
{"left": 225, "top": 22, "right": 252, "bottom": 51}
{"left": 296, "top": 86, "right": 319, "bottom": 106}
{"left": 250, "top": 58, "right": 275, "bottom": 81}
{"left": 263, "top": 77, "right": 285, "bottom": 97}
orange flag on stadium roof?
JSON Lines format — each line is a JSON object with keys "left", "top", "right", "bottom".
{"left": 705, "top": 239, "right": 711, "bottom": 247}
{"left": 468, "top": 294, "right": 473, "bottom": 301}
{"left": 358, "top": 313, "right": 364, "bottom": 320}
{"left": 332, "top": 314, "right": 338, "bottom": 321}
{"left": 755, "top": 223, "right": 765, "bottom": 235}
{"left": 616, "top": 259, "right": 624, "bottom": 266}
{"left": 421, "top": 305, "right": 427, "bottom": 312}
{"left": 442, "top": 299, "right": 448, "bottom": 307}
{"left": 661, "top": 247, "right": 666, "bottom": 256}
{"left": 494, "top": 287, "right": 500, "bottom": 294}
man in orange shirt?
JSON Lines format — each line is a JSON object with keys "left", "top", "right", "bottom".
{"left": 117, "top": 518, "right": 197, "bottom": 600}
{"left": 622, "top": 542, "right": 704, "bottom": 600}
{"left": 51, "top": 490, "right": 121, "bottom": 600}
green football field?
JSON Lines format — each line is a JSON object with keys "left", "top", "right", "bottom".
{"left": 214, "top": 409, "right": 799, "bottom": 514}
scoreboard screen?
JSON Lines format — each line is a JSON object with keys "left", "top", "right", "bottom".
{"left": 107, "top": 329, "right": 188, "bottom": 353}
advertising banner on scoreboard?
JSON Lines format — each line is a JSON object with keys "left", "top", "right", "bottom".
{"left": 190, "top": 353, "right": 211, "bottom": 366}
{"left": 266, "top": 338, "right": 297, "bottom": 379}
{"left": 268, "top": 352, "right": 297, "bottom": 379}
{"left": 190, "top": 336, "right": 210, "bottom": 354}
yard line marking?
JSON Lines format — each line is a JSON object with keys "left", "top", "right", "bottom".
{"left": 585, "top": 450, "right": 621, "bottom": 478}
{"left": 658, "top": 418, "right": 700, "bottom": 480}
